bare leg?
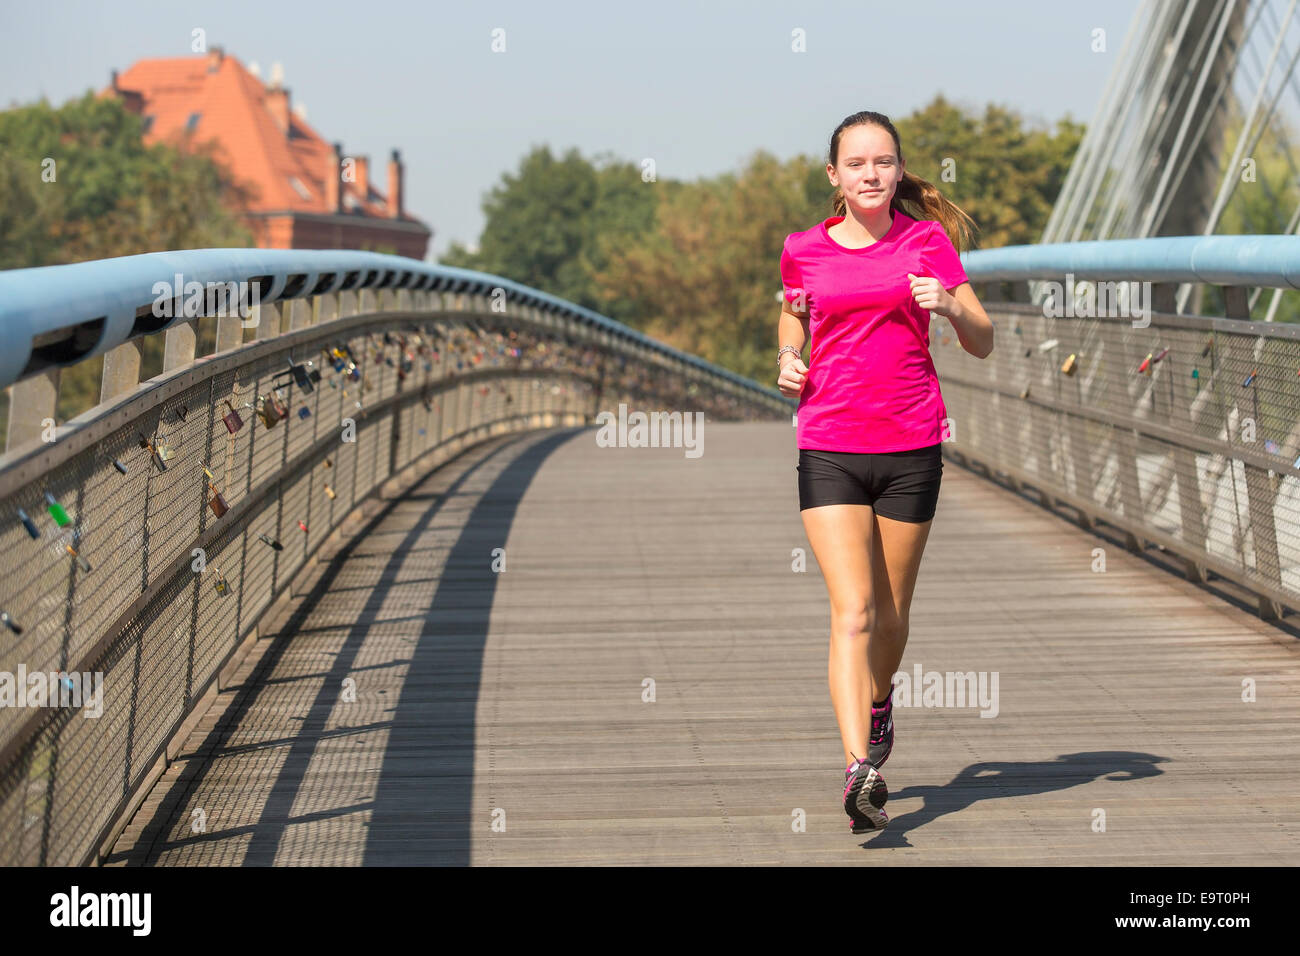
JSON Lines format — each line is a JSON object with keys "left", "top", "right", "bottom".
{"left": 802, "top": 506, "right": 936, "bottom": 767}
{"left": 800, "top": 504, "right": 875, "bottom": 767}
{"left": 864, "top": 513, "right": 934, "bottom": 712}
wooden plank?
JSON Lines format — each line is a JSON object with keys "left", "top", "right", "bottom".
{"left": 103, "top": 423, "right": 1300, "bottom": 866}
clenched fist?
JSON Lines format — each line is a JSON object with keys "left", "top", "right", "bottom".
{"left": 777, "top": 354, "right": 808, "bottom": 398}
{"left": 907, "top": 273, "right": 954, "bottom": 315}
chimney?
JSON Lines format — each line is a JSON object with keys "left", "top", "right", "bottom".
{"left": 387, "top": 149, "right": 404, "bottom": 219}
{"left": 355, "top": 156, "right": 369, "bottom": 200}
{"left": 326, "top": 141, "right": 342, "bottom": 214}
{"left": 207, "top": 46, "right": 224, "bottom": 72}
{"left": 267, "top": 85, "right": 291, "bottom": 134}
{"left": 110, "top": 69, "right": 119, "bottom": 90}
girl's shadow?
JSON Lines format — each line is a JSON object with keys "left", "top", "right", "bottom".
{"left": 860, "top": 751, "right": 1169, "bottom": 848}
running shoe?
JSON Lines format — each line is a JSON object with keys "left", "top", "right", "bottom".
{"left": 843, "top": 754, "right": 889, "bottom": 832}
{"left": 868, "top": 694, "right": 894, "bottom": 769}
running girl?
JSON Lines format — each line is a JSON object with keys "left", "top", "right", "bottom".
{"left": 776, "top": 110, "right": 994, "bottom": 834}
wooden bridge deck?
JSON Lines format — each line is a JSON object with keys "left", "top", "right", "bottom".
{"left": 105, "top": 423, "right": 1300, "bottom": 865}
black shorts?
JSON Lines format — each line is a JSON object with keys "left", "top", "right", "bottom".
{"left": 797, "top": 443, "right": 944, "bottom": 522}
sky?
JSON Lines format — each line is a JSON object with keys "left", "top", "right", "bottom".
{"left": 0, "top": 0, "right": 1143, "bottom": 261}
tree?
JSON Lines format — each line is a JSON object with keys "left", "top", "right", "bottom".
{"left": 0, "top": 92, "right": 258, "bottom": 443}
{"left": 0, "top": 91, "right": 256, "bottom": 268}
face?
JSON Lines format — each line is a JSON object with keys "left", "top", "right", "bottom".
{"left": 826, "top": 124, "right": 904, "bottom": 214}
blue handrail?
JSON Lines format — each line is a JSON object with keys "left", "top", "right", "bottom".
{"left": 4, "top": 237, "right": 1299, "bottom": 394}
{"left": 0, "top": 248, "right": 781, "bottom": 397}
{"left": 960, "top": 234, "right": 1300, "bottom": 286}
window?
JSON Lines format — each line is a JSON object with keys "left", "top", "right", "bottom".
{"left": 184, "top": 112, "right": 201, "bottom": 133}
{"left": 289, "top": 176, "right": 312, "bottom": 200}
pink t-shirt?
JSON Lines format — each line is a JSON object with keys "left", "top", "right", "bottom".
{"left": 781, "top": 210, "right": 968, "bottom": 453}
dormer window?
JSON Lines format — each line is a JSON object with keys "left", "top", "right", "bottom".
{"left": 184, "top": 112, "right": 201, "bottom": 133}
{"left": 289, "top": 176, "right": 312, "bottom": 200}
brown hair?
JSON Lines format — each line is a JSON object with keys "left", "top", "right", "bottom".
{"left": 829, "top": 110, "right": 978, "bottom": 253}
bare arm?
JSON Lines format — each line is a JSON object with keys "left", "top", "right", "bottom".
{"left": 938, "top": 283, "right": 994, "bottom": 359}
{"left": 779, "top": 298, "right": 809, "bottom": 354}
{"left": 776, "top": 295, "right": 810, "bottom": 397}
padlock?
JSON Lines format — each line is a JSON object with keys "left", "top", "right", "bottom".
{"left": 202, "top": 464, "right": 228, "bottom": 518}
{"left": 289, "top": 359, "right": 315, "bottom": 393}
{"left": 17, "top": 508, "right": 40, "bottom": 539}
{"left": 324, "top": 484, "right": 336, "bottom": 500}
{"left": 209, "top": 489, "right": 229, "bottom": 518}
{"left": 222, "top": 400, "right": 244, "bottom": 434}
{"left": 1061, "top": 353, "right": 1077, "bottom": 376}
{"left": 1242, "top": 369, "right": 1256, "bottom": 387}
{"left": 270, "top": 389, "right": 290, "bottom": 420}
{"left": 156, "top": 442, "right": 176, "bottom": 463}
{"left": 44, "top": 492, "right": 70, "bottom": 527}
{"left": 255, "top": 395, "right": 280, "bottom": 429}
{"left": 64, "top": 543, "right": 91, "bottom": 572}
{"left": 258, "top": 532, "right": 283, "bottom": 551}
{"left": 298, "top": 520, "right": 308, "bottom": 533}
{"left": 324, "top": 457, "right": 333, "bottom": 468}
{"left": 1, "top": 610, "right": 22, "bottom": 635}
{"left": 139, "top": 436, "right": 164, "bottom": 470}
{"left": 298, "top": 406, "right": 311, "bottom": 419}
{"left": 214, "top": 569, "right": 231, "bottom": 597}
{"left": 113, "top": 458, "right": 128, "bottom": 475}
{"left": 175, "top": 403, "right": 188, "bottom": 423}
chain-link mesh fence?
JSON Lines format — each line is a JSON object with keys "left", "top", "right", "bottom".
{"left": 933, "top": 299, "right": 1300, "bottom": 617}
{"left": 0, "top": 291, "right": 786, "bottom": 866}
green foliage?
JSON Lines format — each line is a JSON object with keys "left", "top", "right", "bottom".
{"left": 0, "top": 92, "right": 257, "bottom": 445}
{"left": 1214, "top": 119, "right": 1300, "bottom": 323}
{"left": 445, "top": 95, "right": 1085, "bottom": 384}
{"left": 893, "top": 95, "right": 1085, "bottom": 250}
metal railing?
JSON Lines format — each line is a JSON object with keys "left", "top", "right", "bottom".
{"left": 0, "top": 249, "right": 788, "bottom": 866}
{"left": 946, "top": 234, "right": 1300, "bottom": 621}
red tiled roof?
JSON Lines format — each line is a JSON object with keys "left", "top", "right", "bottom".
{"left": 104, "top": 51, "right": 421, "bottom": 224}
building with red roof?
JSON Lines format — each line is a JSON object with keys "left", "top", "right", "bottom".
{"left": 103, "top": 47, "right": 431, "bottom": 259}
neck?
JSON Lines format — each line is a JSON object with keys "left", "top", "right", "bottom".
{"left": 838, "top": 204, "right": 895, "bottom": 242}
